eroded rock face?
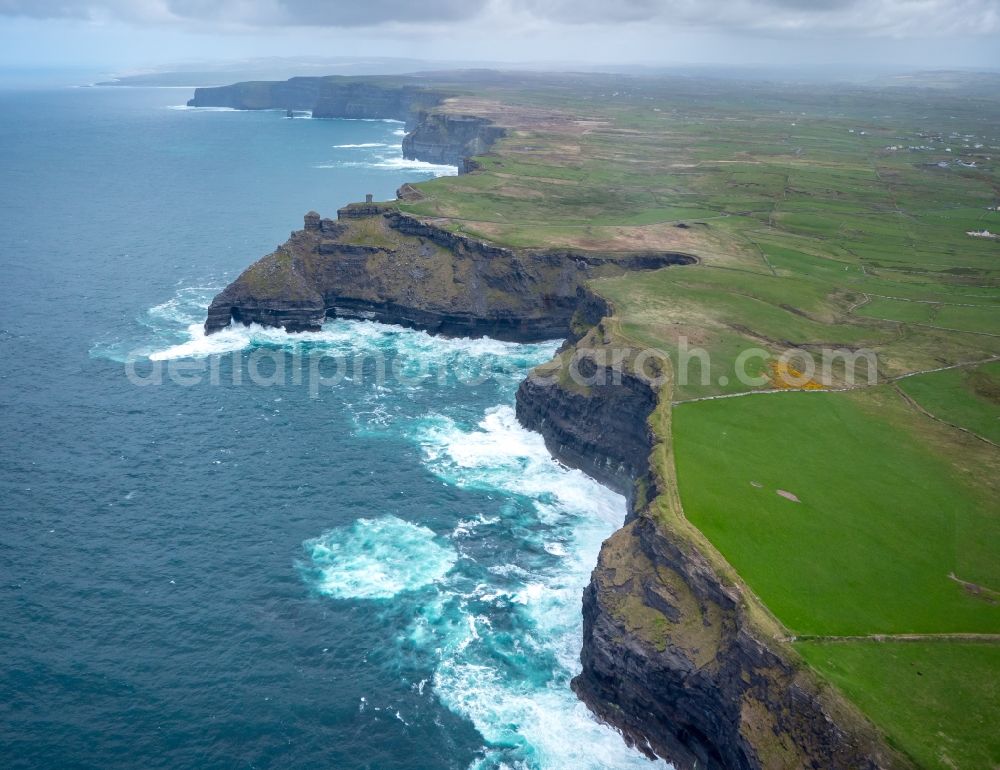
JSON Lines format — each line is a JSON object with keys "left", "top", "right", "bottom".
{"left": 401, "top": 112, "right": 507, "bottom": 167}
{"left": 515, "top": 353, "right": 657, "bottom": 503}
{"left": 512, "top": 347, "right": 913, "bottom": 770}
{"left": 187, "top": 78, "right": 444, "bottom": 124}
{"left": 187, "top": 78, "right": 504, "bottom": 172}
{"left": 203, "top": 210, "right": 693, "bottom": 340}
{"left": 574, "top": 512, "right": 911, "bottom": 770}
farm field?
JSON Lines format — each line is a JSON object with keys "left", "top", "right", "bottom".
{"left": 796, "top": 641, "right": 1000, "bottom": 770}
{"left": 897, "top": 361, "right": 1000, "bottom": 444}
{"left": 672, "top": 387, "right": 1000, "bottom": 637}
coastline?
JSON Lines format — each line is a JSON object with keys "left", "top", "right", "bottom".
{"left": 189, "top": 78, "right": 913, "bottom": 770}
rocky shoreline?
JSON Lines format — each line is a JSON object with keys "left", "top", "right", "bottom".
{"left": 195, "top": 79, "right": 910, "bottom": 770}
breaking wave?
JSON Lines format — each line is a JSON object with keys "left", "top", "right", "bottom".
{"left": 301, "top": 516, "right": 458, "bottom": 600}
{"left": 315, "top": 157, "right": 457, "bottom": 177}
{"left": 90, "top": 283, "right": 557, "bottom": 376}
{"left": 167, "top": 105, "right": 240, "bottom": 112}
{"left": 403, "top": 408, "right": 662, "bottom": 769}
{"left": 372, "top": 156, "right": 458, "bottom": 175}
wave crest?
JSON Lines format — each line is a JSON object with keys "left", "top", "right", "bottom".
{"left": 302, "top": 516, "right": 458, "bottom": 600}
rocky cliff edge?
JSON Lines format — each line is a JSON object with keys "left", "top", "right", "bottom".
{"left": 515, "top": 324, "right": 915, "bottom": 770}
{"left": 204, "top": 208, "right": 693, "bottom": 341}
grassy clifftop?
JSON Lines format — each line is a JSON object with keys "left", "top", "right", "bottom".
{"left": 393, "top": 72, "right": 999, "bottom": 768}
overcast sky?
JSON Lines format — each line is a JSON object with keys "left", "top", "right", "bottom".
{"left": 0, "top": 0, "right": 998, "bottom": 74}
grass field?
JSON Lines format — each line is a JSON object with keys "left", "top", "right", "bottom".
{"left": 673, "top": 387, "right": 1000, "bottom": 636}
{"left": 390, "top": 71, "right": 1000, "bottom": 766}
{"left": 796, "top": 641, "right": 1000, "bottom": 770}
{"left": 898, "top": 362, "right": 1000, "bottom": 445}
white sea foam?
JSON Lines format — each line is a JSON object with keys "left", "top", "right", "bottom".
{"left": 333, "top": 142, "right": 391, "bottom": 148}
{"left": 438, "top": 663, "right": 662, "bottom": 770}
{"left": 127, "top": 281, "right": 557, "bottom": 366}
{"left": 403, "top": 407, "right": 664, "bottom": 769}
{"left": 416, "top": 406, "right": 623, "bottom": 523}
{"left": 393, "top": 128, "right": 407, "bottom": 137}
{"left": 141, "top": 298, "right": 557, "bottom": 365}
{"left": 372, "top": 156, "right": 459, "bottom": 175}
{"left": 302, "top": 515, "right": 458, "bottom": 600}
{"left": 388, "top": 327, "right": 557, "bottom": 363}
{"left": 167, "top": 105, "right": 240, "bottom": 112}
{"left": 147, "top": 321, "right": 352, "bottom": 361}
{"left": 315, "top": 157, "right": 458, "bottom": 177}
{"left": 148, "top": 322, "right": 260, "bottom": 360}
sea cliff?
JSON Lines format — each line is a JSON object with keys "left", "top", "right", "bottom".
{"left": 187, "top": 76, "right": 506, "bottom": 170}
{"left": 204, "top": 208, "right": 692, "bottom": 341}
{"left": 514, "top": 335, "right": 912, "bottom": 770}
{"left": 198, "top": 79, "right": 909, "bottom": 770}
{"left": 187, "top": 77, "right": 441, "bottom": 121}
{"left": 204, "top": 203, "right": 908, "bottom": 768}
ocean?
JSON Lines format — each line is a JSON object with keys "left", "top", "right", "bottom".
{"left": 0, "top": 86, "right": 661, "bottom": 769}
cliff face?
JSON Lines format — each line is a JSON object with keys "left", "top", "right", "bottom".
{"left": 204, "top": 209, "right": 692, "bottom": 341}
{"left": 575, "top": 512, "right": 913, "bottom": 770}
{"left": 402, "top": 112, "right": 507, "bottom": 167}
{"left": 311, "top": 83, "right": 441, "bottom": 123}
{"left": 187, "top": 77, "right": 503, "bottom": 169}
{"left": 187, "top": 77, "right": 326, "bottom": 110}
{"left": 513, "top": 344, "right": 913, "bottom": 770}
{"left": 515, "top": 335, "right": 656, "bottom": 503}
{"left": 187, "top": 77, "right": 443, "bottom": 123}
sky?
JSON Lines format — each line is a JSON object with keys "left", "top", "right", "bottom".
{"left": 0, "top": 0, "right": 998, "bottom": 76}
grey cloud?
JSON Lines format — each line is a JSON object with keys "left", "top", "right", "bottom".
{"left": 0, "top": 0, "right": 488, "bottom": 26}
{"left": 0, "top": 0, "right": 997, "bottom": 35}
{"left": 512, "top": 0, "right": 999, "bottom": 35}
{"left": 515, "top": 0, "right": 664, "bottom": 23}
{"left": 276, "top": 0, "right": 483, "bottom": 26}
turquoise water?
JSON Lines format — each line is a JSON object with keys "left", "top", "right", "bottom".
{"left": 0, "top": 86, "right": 661, "bottom": 769}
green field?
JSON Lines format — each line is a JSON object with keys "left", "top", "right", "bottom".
{"left": 898, "top": 362, "right": 1000, "bottom": 444}
{"left": 670, "top": 386, "right": 1000, "bottom": 767}
{"left": 796, "top": 641, "right": 1000, "bottom": 770}
{"left": 672, "top": 388, "right": 1000, "bottom": 635}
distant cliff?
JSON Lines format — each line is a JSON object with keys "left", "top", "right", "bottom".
{"left": 187, "top": 77, "right": 442, "bottom": 122}
{"left": 402, "top": 112, "right": 506, "bottom": 167}
{"left": 187, "top": 76, "right": 506, "bottom": 169}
